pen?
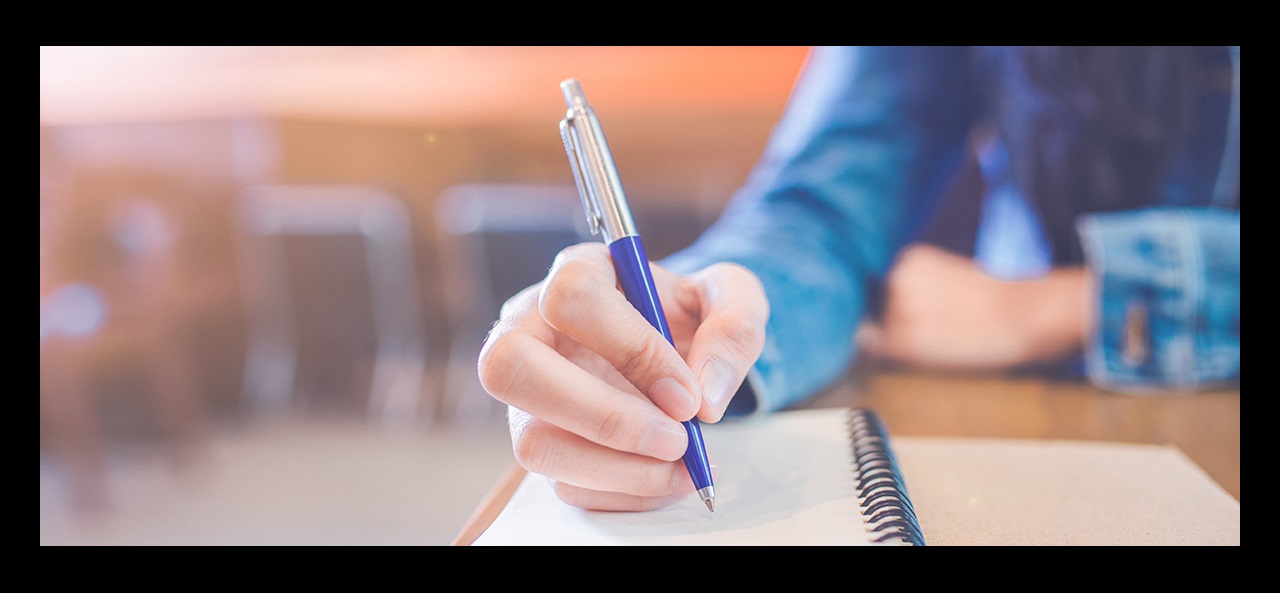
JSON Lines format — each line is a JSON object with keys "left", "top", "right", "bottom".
{"left": 558, "top": 78, "right": 716, "bottom": 512}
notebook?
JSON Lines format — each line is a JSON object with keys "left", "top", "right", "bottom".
{"left": 471, "top": 406, "right": 1241, "bottom": 545}
{"left": 472, "top": 407, "right": 924, "bottom": 546}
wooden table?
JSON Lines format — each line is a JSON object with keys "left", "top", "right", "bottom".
{"left": 452, "top": 365, "right": 1240, "bottom": 545}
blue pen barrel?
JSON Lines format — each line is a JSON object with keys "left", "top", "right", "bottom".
{"left": 608, "top": 235, "right": 714, "bottom": 492}
{"left": 608, "top": 236, "right": 671, "bottom": 342}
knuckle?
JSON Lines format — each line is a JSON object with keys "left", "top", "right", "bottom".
{"left": 610, "top": 331, "right": 669, "bottom": 384}
{"left": 624, "top": 469, "right": 655, "bottom": 497}
{"left": 510, "top": 421, "right": 558, "bottom": 475}
{"left": 717, "top": 311, "right": 767, "bottom": 361}
{"left": 476, "top": 330, "right": 527, "bottom": 403}
{"left": 540, "top": 262, "right": 599, "bottom": 327}
{"left": 629, "top": 463, "right": 676, "bottom": 497}
{"left": 506, "top": 405, "right": 533, "bottom": 441}
{"left": 558, "top": 241, "right": 608, "bottom": 262}
{"left": 497, "top": 282, "right": 540, "bottom": 321}
{"left": 547, "top": 243, "right": 607, "bottom": 282}
{"left": 587, "top": 405, "right": 630, "bottom": 449}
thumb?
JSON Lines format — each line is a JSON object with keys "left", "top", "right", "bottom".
{"left": 682, "top": 263, "right": 769, "bottom": 422}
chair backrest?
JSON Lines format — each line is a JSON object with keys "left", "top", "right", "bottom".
{"left": 236, "top": 184, "right": 427, "bottom": 425}
{"left": 435, "top": 183, "right": 590, "bottom": 319}
{"left": 433, "top": 183, "right": 590, "bottom": 421}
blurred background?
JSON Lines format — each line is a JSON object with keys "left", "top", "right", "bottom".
{"left": 39, "top": 46, "right": 810, "bottom": 544}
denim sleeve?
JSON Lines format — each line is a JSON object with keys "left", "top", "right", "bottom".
{"left": 1075, "top": 207, "right": 1240, "bottom": 392}
{"left": 661, "top": 47, "right": 975, "bottom": 415}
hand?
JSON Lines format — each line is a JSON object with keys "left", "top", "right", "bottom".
{"left": 478, "top": 243, "right": 768, "bottom": 511}
{"left": 857, "top": 243, "right": 1092, "bottom": 370}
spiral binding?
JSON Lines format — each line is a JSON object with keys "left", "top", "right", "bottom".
{"left": 848, "top": 408, "right": 926, "bottom": 546}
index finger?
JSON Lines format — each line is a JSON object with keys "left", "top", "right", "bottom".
{"left": 538, "top": 243, "right": 703, "bottom": 422}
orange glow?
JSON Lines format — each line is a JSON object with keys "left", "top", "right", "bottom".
{"left": 40, "top": 46, "right": 812, "bottom": 126}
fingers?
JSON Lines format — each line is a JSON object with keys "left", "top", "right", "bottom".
{"left": 510, "top": 407, "right": 713, "bottom": 511}
{"left": 552, "top": 480, "right": 691, "bottom": 512}
{"left": 480, "top": 321, "right": 691, "bottom": 462}
{"left": 479, "top": 243, "right": 764, "bottom": 510}
{"left": 510, "top": 408, "right": 695, "bottom": 496}
{"left": 680, "top": 263, "right": 769, "bottom": 422}
{"left": 536, "top": 243, "right": 702, "bottom": 422}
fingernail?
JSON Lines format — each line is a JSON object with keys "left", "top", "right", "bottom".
{"left": 650, "top": 377, "right": 697, "bottom": 419}
{"left": 698, "top": 359, "right": 737, "bottom": 419}
{"left": 638, "top": 421, "right": 688, "bottom": 460}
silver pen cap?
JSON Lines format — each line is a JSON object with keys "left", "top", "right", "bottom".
{"left": 559, "top": 78, "right": 638, "bottom": 244}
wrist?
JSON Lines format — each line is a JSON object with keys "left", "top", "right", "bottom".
{"left": 1007, "top": 267, "right": 1092, "bottom": 364}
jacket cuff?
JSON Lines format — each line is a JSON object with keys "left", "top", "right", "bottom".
{"left": 1076, "top": 208, "right": 1240, "bottom": 392}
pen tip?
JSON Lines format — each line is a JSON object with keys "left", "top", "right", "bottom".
{"left": 697, "top": 486, "right": 716, "bottom": 512}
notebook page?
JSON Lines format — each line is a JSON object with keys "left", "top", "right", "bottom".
{"left": 893, "top": 437, "right": 1240, "bottom": 545}
{"left": 473, "top": 408, "right": 896, "bottom": 545}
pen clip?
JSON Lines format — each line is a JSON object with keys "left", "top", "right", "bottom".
{"left": 560, "top": 116, "right": 601, "bottom": 237}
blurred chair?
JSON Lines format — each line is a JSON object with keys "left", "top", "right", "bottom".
{"left": 434, "top": 184, "right": 590, "bottom": 423}
{"left": 236, "top": 185, "right": 428, "bottom": 426}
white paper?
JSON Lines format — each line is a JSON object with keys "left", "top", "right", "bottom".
{"left": 472, "top": 407, "right": 1241, "bottom": 546}
{"left": 473, "top": 408, "right": 903, "bottom": 545}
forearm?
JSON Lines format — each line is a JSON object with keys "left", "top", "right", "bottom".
{"left": 864, "top": 243, "right": 1090, "bottom": 371}
{"left": 665, "top": 47, "right": 977, "bottom": 412}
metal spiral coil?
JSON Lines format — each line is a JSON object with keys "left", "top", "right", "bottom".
{"left": 848, "top": 408, "right": 926, "bottom": 546}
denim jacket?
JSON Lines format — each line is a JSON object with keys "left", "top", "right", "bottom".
{"left": 662, "top": 46, "right": 1240, "bottom": 415}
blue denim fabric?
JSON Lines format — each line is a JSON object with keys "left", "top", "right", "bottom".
{"left": 661, "top": 46, "right": 1240, "bottom": 415}
{"left": 1077, "top": 208, "right": 1240, "bottom": 392}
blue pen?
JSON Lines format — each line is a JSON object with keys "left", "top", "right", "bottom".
{"left": 558, "top": 78, "right": 716, "bottom": 512}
